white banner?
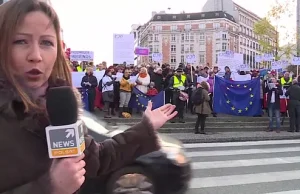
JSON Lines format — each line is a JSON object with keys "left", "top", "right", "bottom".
{"left": 113, "top": 34, "right": 135, "bottom": 64}
{"left": 217, "top": 51, "right": 243, "bottom": 71}
{"left": 186, "top": 54, "right": 196, "bottom": 64}
{"left": 70, "top": 51, "right": 94, "bottom": 61}
{"left": 152, "top": 53, "right": 162, "bottom": 62}
{"left": 292, "top": 57, "right": 300, "bottom": 65}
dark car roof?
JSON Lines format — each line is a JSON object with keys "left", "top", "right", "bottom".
{"left": 81, "top": 111, "right": 183, "bottom": 149}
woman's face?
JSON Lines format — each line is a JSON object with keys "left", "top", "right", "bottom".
{"left": 124, "top": 70, "right": 130, "bottom": 76}
{"left": 11, "top": 11, "right": 57, "bottom": 89}
{"left": 140, "top": 68, "right": 146, "bottom": 74}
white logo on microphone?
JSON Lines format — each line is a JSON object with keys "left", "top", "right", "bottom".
{"left": 65, "top": 129, "right": 75, "bottom": 138}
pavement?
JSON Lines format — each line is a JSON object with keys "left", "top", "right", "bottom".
{"left": 93, "top": 110, "right": 300, "bottom": 143}
{"left": 185, "top": 139, "right": 300, "bottom": 194}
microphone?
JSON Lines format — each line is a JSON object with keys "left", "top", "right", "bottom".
{"left": 45, "top": 86, "right": 85, "bottom": 158}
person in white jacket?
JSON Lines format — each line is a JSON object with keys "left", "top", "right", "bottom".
{"left": 136, "top": 67, "right": 150, "bottom": 93}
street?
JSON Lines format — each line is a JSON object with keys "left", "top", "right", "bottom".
{"left": 185, "top": 140, "right": 300, "bottom": 194}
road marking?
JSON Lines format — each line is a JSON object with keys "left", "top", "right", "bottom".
{"left": 192, "top": 156, "right": 300, "bottom": 169}
{"left": 186, "top": 147, "right": 300, "bottom": 157}
{"left": 190, "top": 170, "right": 300, "bottom": 189}
{"left": 184, "top": 140, "right": 300, "bottom": 148}
{"left": 265, "top": 190, "right": 300, "bottom": 194}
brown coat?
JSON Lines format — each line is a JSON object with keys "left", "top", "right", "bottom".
{"left": 0, "top": 77, "right": 159, "bottom": 194}
{"left": 193, "top": 88, "right": 212, "bottom": 115}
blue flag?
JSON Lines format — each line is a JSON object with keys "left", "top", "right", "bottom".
{"left": 81, "top": 89, "right": 90, "bottom": 111}
{"left": 128, "top": 87, "right": 165, "bottom": 110}
{"left": 213, "top": 76, "right": 261, "bottom": 116}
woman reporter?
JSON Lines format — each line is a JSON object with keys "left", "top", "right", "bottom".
{"left": 0, "top": 0, "right": 177, "bottom": 193}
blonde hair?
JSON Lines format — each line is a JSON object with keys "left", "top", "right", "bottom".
{"left": 0, "top": 0, "right": 72, "bottom": 112}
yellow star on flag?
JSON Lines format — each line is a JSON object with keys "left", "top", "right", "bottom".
{"left": 249, "top": 101, "right": 253, "bottom": 105}
{"left": 250, "top": 94, "right": 254, "bottom": 98}
{"left": 230, "top": 85, "right": 234, "bottom": 87}
{"left": 237, "top": 84, "right": 240, "bottom": 87}
{"left": 227, "top": 87, "right": 230, "bottom": 90}
{"left": 238, "top": 109, "right": 242, "bottom": 113}
{"left": 231, "top": 106, "right": 235, "bottom": 110}
{"left": 244, "top": 85, "right": 247, "bottom": 88}
{"left": 226, "top": 100, "right": 230, "bottom": 104}
{"left": 249, "top": 88, "right": 252, "bottom": 91}
{"left": 245, "top": 107, "right": 248, "bottom": 111}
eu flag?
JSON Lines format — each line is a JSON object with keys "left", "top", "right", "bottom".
{"left": 80, "top": 88, "right": 90, "bottom": 111}
{"left": 213, "top": 76, "right": 261, "bottom": 116}
{"left": 128, "top": 87, "right": 165, "bottom": 110}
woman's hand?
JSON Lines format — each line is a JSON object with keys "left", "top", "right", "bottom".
{"left": 49, "top": 154, "right": 86, "bottom": 194}
{"left": 144, "top": 101, "right": 177, "bottom": 130}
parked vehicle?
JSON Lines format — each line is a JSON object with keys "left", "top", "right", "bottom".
{"left": 79, "top": 112, "right": 192, "bottom": 194}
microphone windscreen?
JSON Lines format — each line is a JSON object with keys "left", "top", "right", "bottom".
{"left": 46, "top": 86, "right": 78, "bottom": 126}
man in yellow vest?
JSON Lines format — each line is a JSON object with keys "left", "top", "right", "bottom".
{"left": 169, "top": 68, "right": 188, "bottom": 123}
{"left": 280, "top": 72, "right": 292, "bottom": 90}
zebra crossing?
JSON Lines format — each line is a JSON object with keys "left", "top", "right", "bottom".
{"left": 184, "top": 139, "right": 300, "bottom": 194}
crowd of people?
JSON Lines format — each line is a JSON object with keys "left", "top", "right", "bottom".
{"left": 71, "top": 61, "right": 300, "bottom": 134}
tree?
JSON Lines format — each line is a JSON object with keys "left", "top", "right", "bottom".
{"left": 253, "top": 0, "right": 296, "bottom": 60}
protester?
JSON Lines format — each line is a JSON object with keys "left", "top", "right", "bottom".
{"left": 101, "top": 69, "right": 115, "bottom": 118}
{"left": 0, "top": 1, "right": 178, "bottom": 193}
{"left": 265, "top": 77, "right": 283, "bottom": 133}
{"left": 119, "top": 68, "right": 135, "bottom": 117}
{"left": 193, "top": 81, "right": 211, "bottom": 134}
{"left": 285, "top": 79, "right": 300, "bottom": 132}
{"left": 136, "top": 67, "right": 150, "bottom": 93}
{"left": 81, "top": 67, "right": 98, "bottom": 112}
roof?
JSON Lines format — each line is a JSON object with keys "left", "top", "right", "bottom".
{"left": 151, "top": 11, "right": 236, "bottom": 23}
{"left": 233, "top": 2, "right": 261, "bottom": 20}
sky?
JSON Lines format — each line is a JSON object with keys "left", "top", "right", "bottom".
{"left": 51, "top": 0, "right": 296, "bottom": 65}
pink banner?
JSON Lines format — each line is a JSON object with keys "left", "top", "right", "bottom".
{"left": 135, "top": 47, "right": 149, "bottom": 56}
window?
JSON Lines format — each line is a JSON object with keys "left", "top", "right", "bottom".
{"left": 171, "top": 45, "right": 176, "bottom": 52}
{"left": 148, "top": 34, "right": 153, "bottom": 41}
{"left": 185, "top": 24, "right": 191, "bottom": 30}
{"left": 201, "top": 13, "right": 205, "bottom": 17}
{"left": 181, "top": 34, "right": 185, "bottom": 41}
{"left": 187, "top": 15, "right": 191, "bottom": 19}
{"left": 157, "top": 16, "right": 161, "bottom": 19}
{"left": 149, "top": 45, "right": 153, "bottom": 53}
{"left": 190, "top": 33, "right": 194, "bottom": 41}
{"left": 181, "top": 55, "right": 185, "bottom": 63}
{"left": 156, "top": 25, "right": 162, "bottom": 31}
{"left": 185, "top": 33, "right": 189, "bottom": 41}
{"left": 215, "top": 32, "right": 221, "bottom": 39}
{"left": 199, "top": 33, "right": 205, "bottom": 40}
{"left": 199, "top": 44, "right": 205, "bottom": 52}
{"left": 171, "top": 55, "right": 176, "bottom": 63}
{"left": 172, "top": 15, "right": 176, "bottom": 19}
{"left": 222, "top": 43, "right": 227, "bottom": 51}
{"left": 185, "top": 44, "right": 190, "bottom": 51}
{"left": 154, "top": 45, "right": 159, "bottom": 52}
{"left": 171, "top": 34, "right": 176, "bottom": 42}
{"left": 222, "top": 33, "right": 227, "bottom": 40}
{"left": 181, "top": 44, "right": 184, "bottom": 53}
{"left": 215, "top": 13, "right": 219, "bottom": 16}
{"left": 199, "top": 54, "right": 205, "bottom": 63}
{"left": 215, "top": 43, "right": 221, "bottom": 50}
{"left": 190, "top": 44, "right": 194, "bottom": 52}
{"left": 199, "top": 24, "right": 205, "bottom": 29}
{"left": 154, "top": 34, "right": 159, "bottom": 41}
{"left": 213, "top": 23, "right": 220, "bottom": 28}
{"left": 171, "top": 25, "right": 177, "bottom": 31}
{"left": 149, "top": 56, "right": 153, "bottom": 62}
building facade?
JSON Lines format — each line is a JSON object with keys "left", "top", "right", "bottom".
{"left": 202, "top": 0, "right": 277, "bottom": 68}
{"left": 135, "top": 11, "right": 239, "bottom": 68}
